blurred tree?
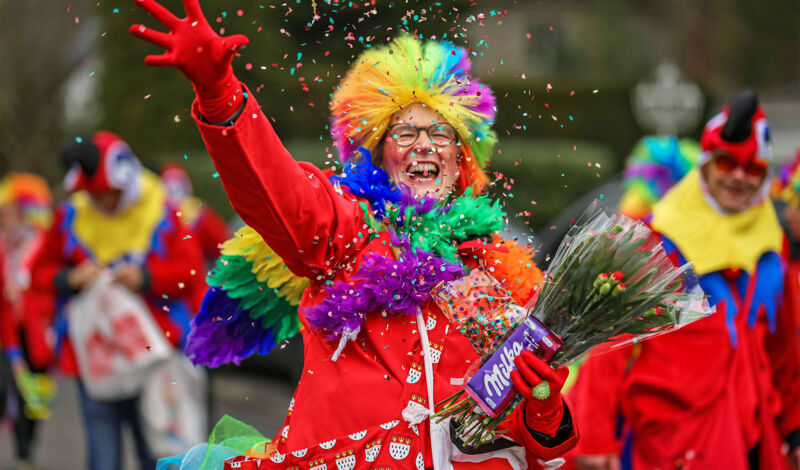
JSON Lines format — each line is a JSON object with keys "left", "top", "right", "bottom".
{"left": 671, "top": 0, "right": 799, "bottom": 92}
{"left": 4, "top": 0, "right": 795, "bottom": 215}
{"left": 0, "top": 0, "right": 96, "bottom": 182}
{"left": 99, "top": 0, "right": 473, "bottom": 162}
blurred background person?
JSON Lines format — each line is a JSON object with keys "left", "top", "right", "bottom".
{"left": 28, "top": 131, "right": 204, "bottom": 470}
{"left": 772, "top": 149, "right": 800, "bottom": 470}
{"left": 160, "top": 162, "right": 230, "bottom": 310}
{"left": 160, "top": 162, "right": 231, "bottom": 265}
{"left": 0, "top": 173, "right": 57, "bottom": 470}
{"left": 568, "top": 91, "right": 800, "bottom": 470}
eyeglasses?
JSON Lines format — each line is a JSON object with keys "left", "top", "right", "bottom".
{"left": 387, "top": 123, "right": 458, "bottom": 147}
{"left": 712, "top": 152, "right": 768, "bottom": 178}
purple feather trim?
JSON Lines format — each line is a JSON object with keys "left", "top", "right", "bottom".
{"left": 304, "top": 248, "right": 464, "bottom": 339}
{"left": 185, "top": 287, "right": 277, "bottom": 368}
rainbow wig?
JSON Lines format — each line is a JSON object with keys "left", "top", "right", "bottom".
{"left": 330, "top": 36, "right": 497, "bottom": 191}
{"left": 619, "top": 136, "right": 700, "bottom": 220}
{"left": 0, "top": 172, "right": 52, "bottom": 229}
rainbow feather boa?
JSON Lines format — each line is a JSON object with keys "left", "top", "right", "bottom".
{"left": 303, "top": 191, "right": 505, "bottom": 341}
{"left": 185, "top": 226, "right": 308, "bottom": 367}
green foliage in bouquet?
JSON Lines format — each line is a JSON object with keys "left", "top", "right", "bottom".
{"left": 537, "top": 222, "right": 701, "bottom": 367}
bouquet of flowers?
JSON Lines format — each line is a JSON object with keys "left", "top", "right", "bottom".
{"left": 432, "top": 201, "right": 713, "bottom": 447}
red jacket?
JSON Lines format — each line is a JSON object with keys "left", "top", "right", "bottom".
{"left": 0, "top": 234, "right": 55, "bottom": 369}
{"left": 192, "top": 88, "right": 578, "bottom": 469}
{"left": 0, "top": 248, "right": 15, "bottom": 357}
{"left": 29, "top": 185, "right": 204, "bottom": 377}
{"left": 567, "top": 237, "right": 800, "bottom": 470}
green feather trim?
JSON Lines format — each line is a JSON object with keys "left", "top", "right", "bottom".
{"left": 207, "top": 255, "right": 302, "bottom": 341}
{"left": 388, "top": 188, "right": 506, "bottom": 261}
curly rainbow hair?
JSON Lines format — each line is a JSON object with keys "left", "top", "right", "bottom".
{"left": 0, "top": 172, "right": 52, "bottom": 229}
{"left": 619, "top": 136, "right": 700, "bottom": 220}
{"left": 330, "top": 36, "right": 497, "bottom": 191}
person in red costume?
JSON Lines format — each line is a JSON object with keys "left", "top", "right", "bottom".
{"left": 29, "top": 131, "right": 204, "bottom": 470}
{"left": 773, "top": 149, "right": 800, "bottom": 470}
{"left": 161, "top": 162, "right": 230, "bottom": 310}
{"left": 0, "top": 173, "right": 56, "bottom": 469}
{"left": 160, "top": 162, "right": 230, "bottom": 264}
{"left": 568, "top": 91, "right": 800, "bottom": 470}
{"left": 129, "top": 1, "right": 579, "bottom": 468}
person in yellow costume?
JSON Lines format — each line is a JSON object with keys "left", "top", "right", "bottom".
{"left": 29, "top": 131, "right": 205, "bottom": 470}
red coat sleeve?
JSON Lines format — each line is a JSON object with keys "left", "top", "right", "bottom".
{"left": 26, "top": 207, "right": 86, "bottom": 375}
{"left": 19, "top": 288, "right": 55, "bottom": 369}
{"left": 30, "top": 209, "right": 71, "bottom": 294}
{"left": 482, "top": 395, "right": 579, "bottom": 463}
{"left": 567, "top": 346, "right": 633, "bottom": 456}
{"left": 191, "top": 86, "right": 369, "bottom": 278}
{"left": 0, "top": 301, "right": 19, "bottom": 357}
{"left": 0, "top": 253, "right": 21, "bottom": 359}
{"left": 517, "top": 398, "right": 580, "bottom": 463}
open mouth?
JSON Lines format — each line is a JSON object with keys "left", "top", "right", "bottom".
{"left": 720, "top": 183, "right": 750, "bottom": 198}
{"left": 405, "top": 161, "right": 441, "bottom": 182}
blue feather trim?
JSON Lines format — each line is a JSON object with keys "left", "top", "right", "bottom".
{"left": 329, "top": 147, "right": 400, "bottom": 216}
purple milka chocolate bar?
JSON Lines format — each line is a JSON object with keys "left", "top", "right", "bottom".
{"left": 464, "top": 316, "right": 562, "bottom": 417}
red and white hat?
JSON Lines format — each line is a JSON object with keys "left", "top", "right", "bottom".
{"left": 700, "top": 90, "right": 771, "bottom": 166}
{"left": 61, "top": 131, "right": 142, "bottom": 195}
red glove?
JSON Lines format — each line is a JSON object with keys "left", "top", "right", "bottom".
{"left": 511, "top": 350, "right": 569, "bottom": 437}
{"left": 130, "top": 0, "right": 249, "bottom": 123}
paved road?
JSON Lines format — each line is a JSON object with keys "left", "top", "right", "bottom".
{"left": 1, "top": 372, "right": 295, "bottom": 470}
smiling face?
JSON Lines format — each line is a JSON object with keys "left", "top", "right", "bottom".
{"left": 701, "top": 152, "right": 766, "bottom": 212}
{"left": 379, "top": 104, "right": 461, "bottom": 200}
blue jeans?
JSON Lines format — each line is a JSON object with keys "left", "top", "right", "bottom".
{"left": 77, "top": 382, "right": 156, "bottom": 470}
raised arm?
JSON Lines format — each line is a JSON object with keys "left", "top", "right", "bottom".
{"left": 130, "top": 0, "right": 366, "bottom": 277}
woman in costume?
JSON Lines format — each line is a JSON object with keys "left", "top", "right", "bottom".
{"left": 0, "top": 173, "right": 56, "bottom": 469}
{"left": 130, "top": 0, "right": 578, "bottom": 468}
{"left": 29, "top": 131, "right": 205, "bottom": 470}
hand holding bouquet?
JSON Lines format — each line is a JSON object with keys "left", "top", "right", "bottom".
{"left": 432, "top": 201, "right": 713, "bottom": 447}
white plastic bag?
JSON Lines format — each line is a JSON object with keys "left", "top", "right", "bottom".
{"left": 141, "top": 352, "right": 208, "bottom": 457}
{"left": 68, "top": 272, "right": 171, "bottom": 400}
